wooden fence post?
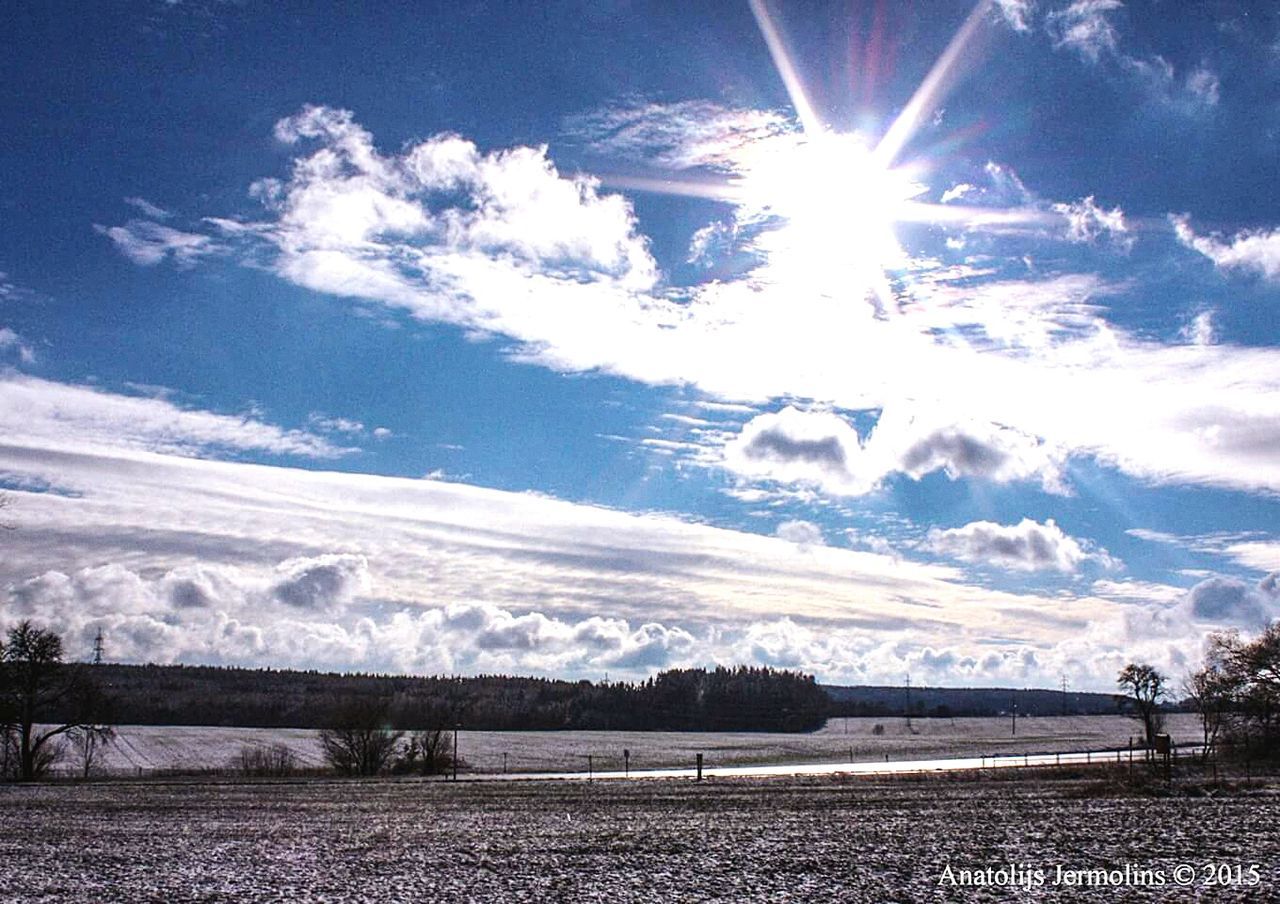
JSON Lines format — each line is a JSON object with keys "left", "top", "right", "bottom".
{"left": 696, "top": 753, "right": 703, "bottom": 781}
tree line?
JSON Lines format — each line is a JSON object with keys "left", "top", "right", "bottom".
{"left": 72, "top": 660, "right": 828, "bottom": 733}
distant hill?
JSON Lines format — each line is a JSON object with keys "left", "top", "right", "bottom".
{"left": 822, "top": 684, "right": 1125, "bottom": 718}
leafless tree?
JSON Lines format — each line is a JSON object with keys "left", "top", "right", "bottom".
{"left": 1117, "top": 662, "right": 1167, "bottom": 752}
{"left": 0, "top": 621, "right": 113, "bottom": 780}
{"left": 1196, "top": 625, "right": 1280, "bottom": 754}
{"left": 68, "top": 724, "right": 116, "bottom": 779}
{"left": 1184, "top": 636, "right": 1239, "bottom": 759}
{"left": 318, "top": 703, "right": 403, "bottom": 776}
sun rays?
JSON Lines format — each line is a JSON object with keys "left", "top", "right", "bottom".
{"left": 598, "top": 0, "right": 1049, "bottom": 316}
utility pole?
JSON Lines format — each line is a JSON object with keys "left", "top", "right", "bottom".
{"left": 905, "top": 673, "right": 912, "bottom": 732}
{"left": 1011, "top": 689, "right": 1017, "bottom": 737}
{"left": 91, "top": 629, "right": 105, "bottom": 665}
{"left": 1060, "top": 674, "right": 1068, "bottom": 716}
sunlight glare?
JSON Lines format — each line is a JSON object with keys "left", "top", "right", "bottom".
{"left": 741, "top": 132, "right": 927, "bottom": 296}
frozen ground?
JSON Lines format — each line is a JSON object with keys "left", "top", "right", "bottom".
{"left": 74, "top": 714, "right": 1205, "bottom": 776}
{"left": 1, "top": 773, "right": 1276, "bottom": 902}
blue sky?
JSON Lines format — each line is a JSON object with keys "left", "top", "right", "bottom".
{"left": 2, "top": 0, "right": 1279, "bottom": 690}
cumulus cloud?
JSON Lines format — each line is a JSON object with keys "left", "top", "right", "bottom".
{"left": 88, "top": 108, "right": 1280, "bottom": 503}
{"left": 1185, "top": 573, "right": 1280, "bottom": 627}
{"left": 925, "top": 518, "right": 1115, "bottom": 573}
{"left": 255, "top": 104, "right": 657, "bottom": 301}
{"left": 722, "top": 406, "right": 1064, "bottom": 497}
{"left": 95, "top": 220, "right": 221, "bottom": 267}
{"left": 0, "top": 439, "right": 1147, "bottom": 682}
{"left": 881, "top": 411, "right": 1066, "bottom": 492}
{"left": 1172, "top": 215, "right": 1280, "bottom": 282}
{"left": 271, "top": 554, "right": 370, "bottom": 610}
{"left": 725, "top": 407, "right": 863, "bottom": 491}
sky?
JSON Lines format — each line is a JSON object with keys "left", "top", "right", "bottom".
{"left": 2, "top": 0, "right": 1279, "bottom": 691}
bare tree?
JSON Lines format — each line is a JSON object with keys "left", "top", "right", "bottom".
{"left": 1200, "top": 625, "right": 1280, "bottom": 753}
{"left": 68, "top": 724, "right": 116, "bottom": 779}
{"left": 0, "top": 621, "right": 113, "bottom": 780}
{"left": 1117, "top": 662, "right": 1166, "bottom": 752}
{"left": 1184, "top": 634, "right": 1241, "bottom": 759}
{"left": 318, "top": 703, "right": 403, "bottom": 776}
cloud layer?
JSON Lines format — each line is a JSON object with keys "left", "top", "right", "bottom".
{"left": 88, "top": 106, "right": 1280, "bottom": 503}
{"left": 0, "top": 434, "right": 1185, "bottom": 687}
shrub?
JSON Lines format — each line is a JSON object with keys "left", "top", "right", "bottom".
{"left": 236, "top": 743, "right": 298, "bottom": 777}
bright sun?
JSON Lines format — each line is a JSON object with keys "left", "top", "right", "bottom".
{"left": 731, "top": 131, "right": 928, "bottom": 307}
{"left": 598, "top": 0, "right": 1035, "bottom": 311}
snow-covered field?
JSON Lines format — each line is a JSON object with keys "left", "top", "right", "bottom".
{"left": 2, "top": 774, "right": 1275, "bottom": 902}
{"left": 66, "top": 714, "right": 1204, "bottom": 777}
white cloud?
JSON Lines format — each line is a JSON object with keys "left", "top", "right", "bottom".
{"left": 128, "top": 107, "right": 1280, "bottom": 502}
{"left": 1185, "top": 66, "right": 1221, "bottom": 106}
{"left": 272, "top": 554, "right": 371, "bottom": 611}
{"left": 1047, "top": 2, "right": 1219, "bottom": 113}
{"left": 940, "top": 182, "right": 976, "bottom": 203}
{"left": 1053, "top": 195, "right": 1131, "bottom": 248}
{"left": 774, "top": 519, "right": 825, "bottom": 547}
{"left": 1172, "top": 215, "right": 1280, "bottom": 282}
{"left": 566, "top": 100, "right": 793, "bottom": 171}
{"left": 1180, "top": 310, "right": 1216, "bottom": 346}
{"left": 123, "top": 197, "right": 171, "bottom": 219}
{"left": 1124, "top": 529, "right": 1278, "bottom": 575}
{"left": 873, "top": 408, "right": 1066, "bottom": 492}
{"left": 723, "top": 407, "right": 866, "bottom": 493}
{"left": 1047, "top": 0, "right": 1121, "bottom": 64}
{"left": 1215, "top": 540, "right": 1280, "bottom": 574}
{"left": 0, "top": 327, "right": 35, "bottom": 364}
{"left": 925, "top": 517, "right": 1115, "bottom": 573}
{"left": 993, "top": 0, "right": 1034, "bottom": 32}
{"left": 95, "top": 220, "right": 221, "bottom": 267}
{"left": 1184, "top": 573, "right": 1280, "bottom": 628}
{"left": 258, "top": 104, "right": 657, "bottom": 298}
{"left": 0, "top": 437, "right": 1162, "bottom": 684}
{"left": 0, "top": 373, "right": 348, "bottom": 459}
{"left": 722, "top": 405, "right": 1065, "bottom": 497}
{"left": 308, "top": 413, "right": 365, "bottom": 434}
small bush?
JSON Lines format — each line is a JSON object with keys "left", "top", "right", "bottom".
{"left": 392, "top": 729, "right": 455, "bottom": 775}
{"left": 236, "top": 743, "right": 298, "bottom": 777}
